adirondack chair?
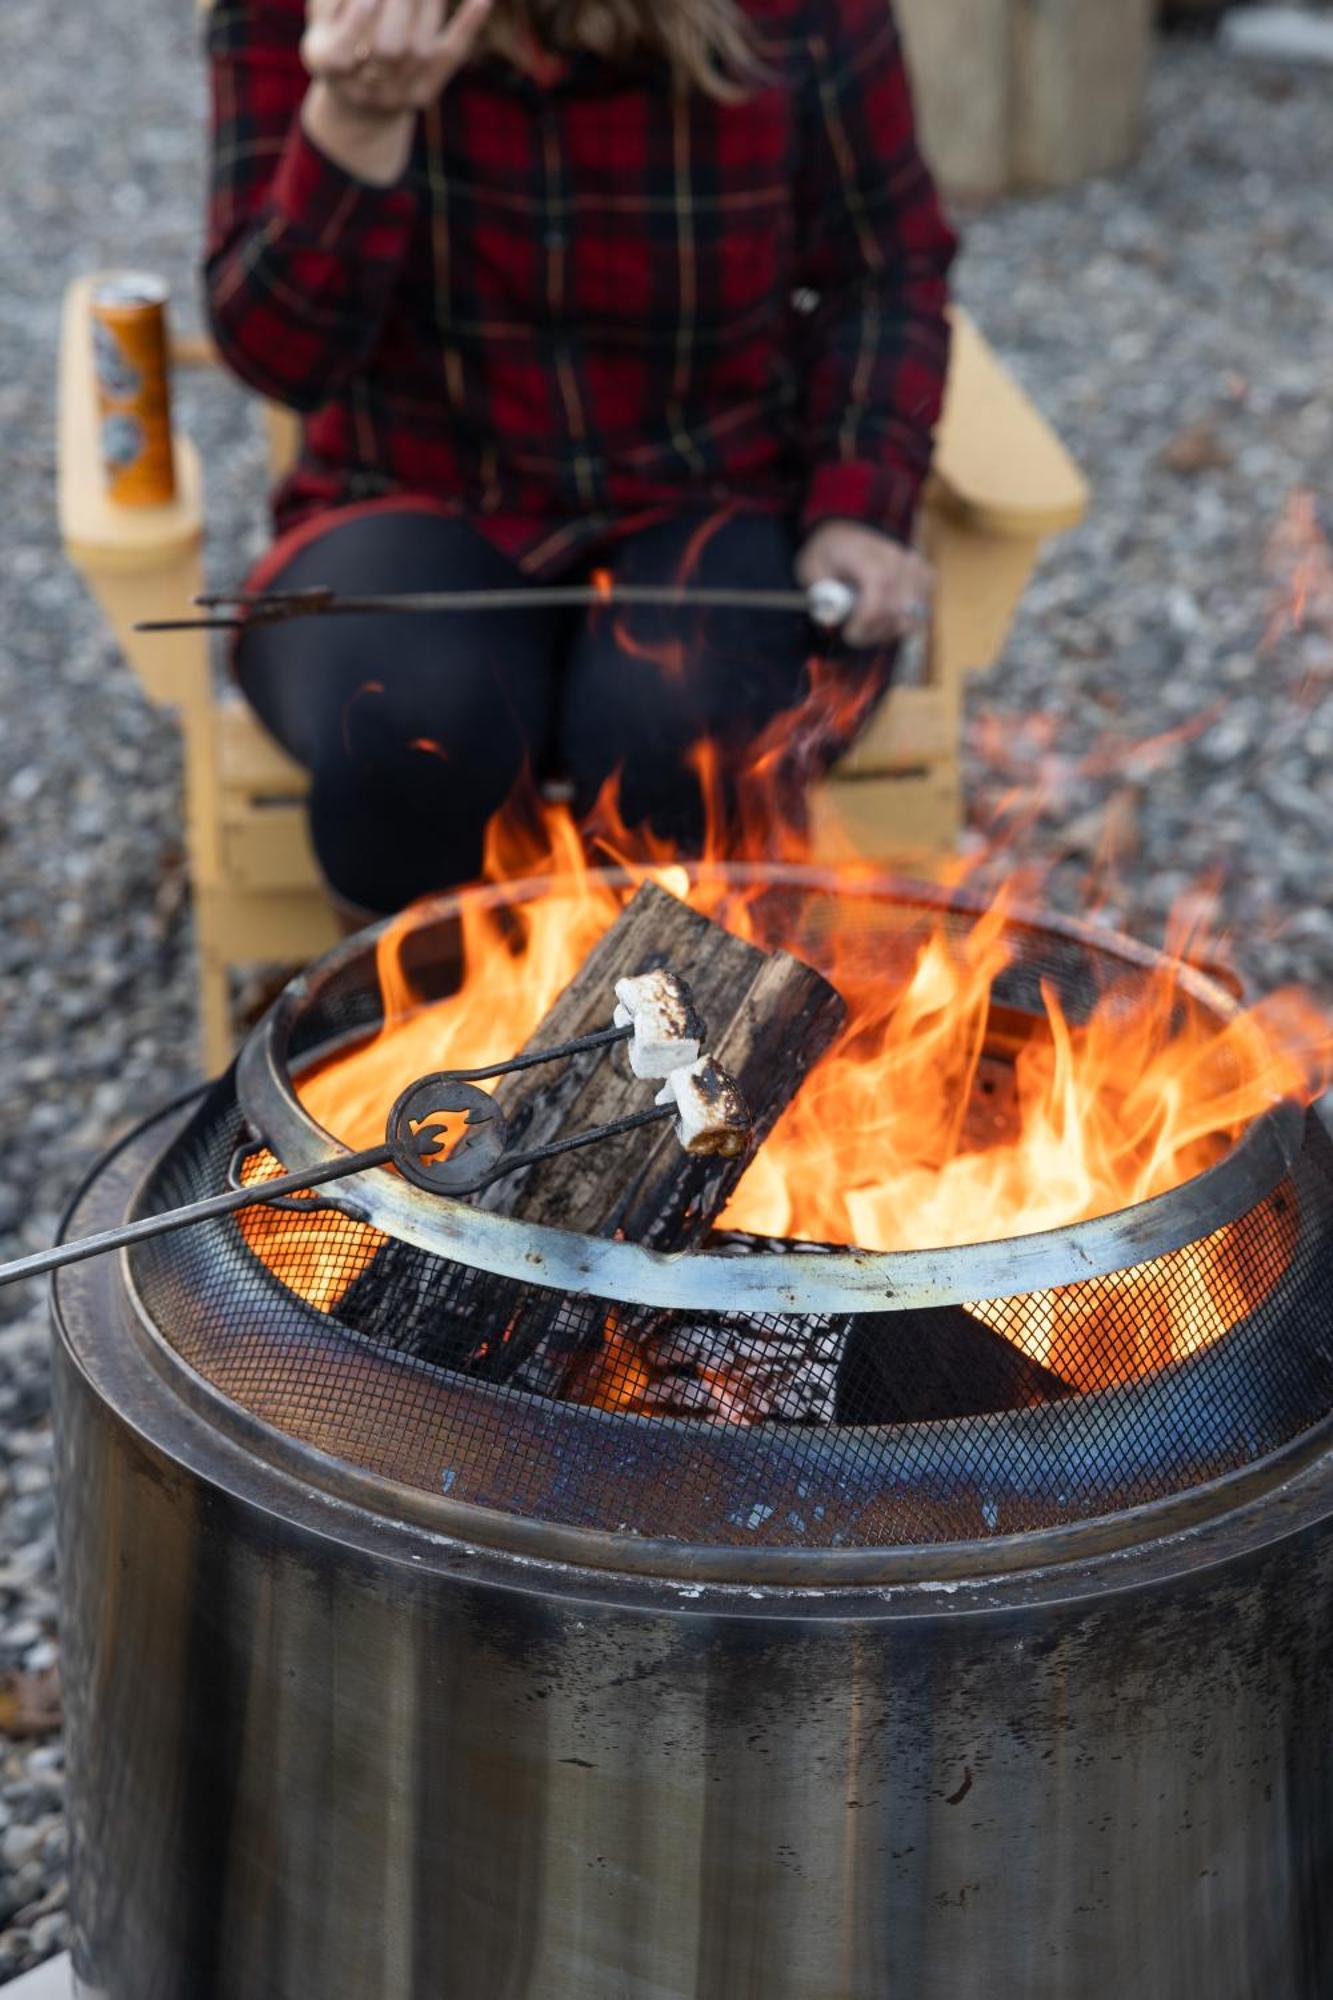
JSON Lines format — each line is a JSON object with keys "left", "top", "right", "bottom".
{"left": 58, "top": 279, "right": 1087, "bottom": 1069}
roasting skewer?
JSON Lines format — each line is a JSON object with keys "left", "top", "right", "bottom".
{"left": 0, "top": 978, "right": 752, "bottom": 1289}
{"left": 133, "top": 577, "right": 861, "bottom": 634}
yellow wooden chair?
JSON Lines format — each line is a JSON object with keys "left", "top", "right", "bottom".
{"left": 58, "top": 277, "right": 1087, "bottom": 1069}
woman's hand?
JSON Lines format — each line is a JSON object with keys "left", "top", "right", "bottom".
{"left": 301, "top": 0, "right": 493, "bottom": 182}
{"left": 795, "top": 522, "right": 932, "bottom": 650}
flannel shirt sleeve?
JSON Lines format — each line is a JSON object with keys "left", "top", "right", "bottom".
{"left": 793, "top": 0, "right": 958, "bottom": 545}
{"left": 203, "top": 0, "right": 418, "bottom": 412}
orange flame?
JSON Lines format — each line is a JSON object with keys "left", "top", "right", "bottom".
{"left": 296, "top": 793, "right": 1330, "bottom": 1244}
{"left": 1266, "top": 489, "right": 1333, "bottom": 651}
{"left": 246, "top": 640, "right": 1332, "bottom": 1404}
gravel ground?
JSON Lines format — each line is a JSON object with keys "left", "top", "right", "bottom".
{"left": 0, "top": 5, "right": 1331, "bottom": 1981}
{"left": 955, "top": 36, "right": 1333, "bottom": 991}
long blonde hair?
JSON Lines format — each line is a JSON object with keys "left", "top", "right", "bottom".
{"left": 484, "top": 0, "right": 762, "bottom": 100}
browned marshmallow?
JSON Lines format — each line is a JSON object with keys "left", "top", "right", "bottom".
{"left": 654, "top": 1057, "right": 753, "bottom": 1158}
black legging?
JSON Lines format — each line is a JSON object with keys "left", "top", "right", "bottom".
{"left": 236, "top": 507, "right": 888, "bottom": 913}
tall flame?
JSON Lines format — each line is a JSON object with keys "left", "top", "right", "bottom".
{"left": 298, "top": 777, "right": 1330, "bottom": 1261}
{"left": 257, "top": 632, "right": 1332, "bottom": 1401}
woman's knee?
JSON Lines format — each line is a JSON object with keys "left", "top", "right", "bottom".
{"left": 306, "top": 649, "right": 556, "bottom": 907}
{"left": 307, "top": 751, "right": 496, "bottom": 913}
{"left": 236, "top": 509, "right": 550, "bottom": 765}
{"left": 558, "top": 511, "right": 811, "bottom": 822}
{"left": 236, "top": 508, "right": 561, "bottom": 907}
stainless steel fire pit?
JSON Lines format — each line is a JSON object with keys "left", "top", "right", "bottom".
{"left": 51, "top": 871, "right": 1333, "bottom": 1999}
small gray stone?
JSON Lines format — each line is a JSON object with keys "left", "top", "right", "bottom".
{"left": 29, "top": 1908, "right": 69, "bottom": 1957}
{"left": 1, "top": 1823, "right": 45, "bottom": 1874}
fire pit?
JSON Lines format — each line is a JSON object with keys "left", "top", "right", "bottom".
{"left": 52, "top": 867, "right": 1333, "bottom": 1998}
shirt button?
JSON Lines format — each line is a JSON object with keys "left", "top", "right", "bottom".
{"left": 544, "top": 226, "right": 566, "bottom": 250}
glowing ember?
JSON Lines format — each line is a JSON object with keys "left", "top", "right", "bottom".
{"left": 236, "top": 1147, "right": 384, "bottom": 1312}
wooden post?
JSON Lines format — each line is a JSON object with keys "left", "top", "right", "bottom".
{"left": 895, "top": 0, "right": 1012, "bottom": 199}
{"left": 1011, "top": 0, "right": 1156, "bottom": 189}
{"left": 896, "top": 0, "right": 1155, "bottom": 198}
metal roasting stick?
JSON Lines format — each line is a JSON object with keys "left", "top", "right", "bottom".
{"left": 0, "top": 989, "right": 751, "bottom": 1290}
{"left": 0, "top": 1145, "right": 397, "bottom": 1288}
{"left": 133, "top": 577, "right": 860, "bottom": 635}
{"left": 0, "top": 1022, "right": 634, "bottom": 1288}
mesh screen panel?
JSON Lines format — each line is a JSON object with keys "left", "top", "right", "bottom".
{"left": 124, "top": 1076, "right": 1333, "bottom": 1548}
{"left": 122, "top": 886, "right": 1333, "bottom": 1548}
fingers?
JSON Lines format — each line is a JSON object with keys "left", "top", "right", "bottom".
{"left": 375, "top": 0, "right": 416, "bottom": 59}
{"left": 797, "top": 528, "right": 932, "bottom": 649}
{"left": 843, "top": 579, "right": 890, "bottom": 650}
{"left": 303, "top": 0, "right": 376, "bottom": 76}
{"left": 303, "top": 0, "right": 359, "bottom": 36}
{"left": 845, "top": 554, "right": 931, "bottom": 648}
{"left": 793, "top": 541, "right": 823, "bottom": 591}
{"left": 410, "top": 0, "right": 449, "bottom": 58}
{"left": 858, "top": 584, "right": 932, "bottom": 647}
{"left": 427, "top": 0, "right": 494, "bottom": 80}
{"left": 304, "top": 0, "right": 487, "bottom": 103}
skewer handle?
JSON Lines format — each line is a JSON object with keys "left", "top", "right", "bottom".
{"left": 0, "top": 1144, "right": 394, "bottom": 1289}
{"left": 134, "top": 579, "right": 863, "bottom": 634}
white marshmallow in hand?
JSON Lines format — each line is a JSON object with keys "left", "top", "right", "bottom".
{"left": 613, "top": 970, "right": 706, "bottom": 1080}
{"left": 655, "top": 1056, "right": 753, "bottom": 1159}
{"left": 806, "top": 577, "right": 858, "bottom": 631}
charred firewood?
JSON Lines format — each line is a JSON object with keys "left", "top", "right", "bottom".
{"left": 503, "top": 1225, "right": 1073, "bottom": 1427}
{"left": 833, "top": 1306, "right": 1072, "bottom": 1424}
{"left": 476, "top": 882, "right": 845, "bottom": 1242}
{"left": 621, "top": 1230, "right": 1073, "bottom": 1426}
{"left": 334, "top": 883, "right": 846, "bottom": 1383}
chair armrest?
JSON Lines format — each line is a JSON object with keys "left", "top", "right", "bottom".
{"left": 931, "top": 308, "right": 1089, "bottom": 540}
{"left": 58, "top": 275, "right": 214, "bottom": 716}
{"left": 58, "top": 275, "right": 204, "bottom": 578}
{"left": 170, "top": 329, "right": 221, "bottom": 371}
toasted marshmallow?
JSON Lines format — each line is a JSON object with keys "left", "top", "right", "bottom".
{"left": 613, "top": 969, "right": 706, "bottom": 1080}
{"left": 806, "top": 577, "right": 858, "bottom": 630}
{"left": 655, "top": 1056, "right": 753, "bottom": 1158}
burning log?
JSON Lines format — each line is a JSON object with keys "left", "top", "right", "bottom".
{"left": 331, "top": 883, "right": 1070, "bottom": 1417}
{"left": 832, "top": 1304, "right": 1071, "bottom": 1423}
{"left": 565, "top": 1301, "right": 1071, "bottom": 1427}
{"left": 334, "top": 883, "right": 846, "bottom": 1382}
{"left": 476, "top": 882, "right": 845, "bottom": 1240}
{"left": 558, "top": 1231, "right": 1071, "bottom": 1427}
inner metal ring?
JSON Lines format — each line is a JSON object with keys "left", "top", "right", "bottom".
{"left": 236, "top": 865, "right": 1306, "bottom": 1317}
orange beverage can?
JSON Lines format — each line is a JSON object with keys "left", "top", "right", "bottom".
{"left": 91, "top": 273, "right": 177, "bottom": 507}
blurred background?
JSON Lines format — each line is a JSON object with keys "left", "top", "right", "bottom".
{"left": 0, "top": 0, "right": 1330, "bottom": 1981}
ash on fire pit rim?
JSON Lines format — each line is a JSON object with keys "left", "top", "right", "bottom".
{"left": 235, "top": 864, "right": 1308, "bottom": 1319}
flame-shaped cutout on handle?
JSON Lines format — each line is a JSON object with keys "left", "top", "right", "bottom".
{"left": 387, "top": 1078, "right": 511, "bottom": 1196}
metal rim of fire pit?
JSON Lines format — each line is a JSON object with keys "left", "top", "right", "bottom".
{"left": 78, "top": 1118, "right": 1333, "bottom": 1590}
{"left": 235, "top": 863, "right": 1307, "bottom": 1317}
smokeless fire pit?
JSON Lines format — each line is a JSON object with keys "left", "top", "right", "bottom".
{"left": 52, "top": 868, "right": 1333, "bottom": 1999}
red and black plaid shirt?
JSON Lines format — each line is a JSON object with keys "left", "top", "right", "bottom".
{"left": 205, "top": 0, "right": 957, "bottom": 576}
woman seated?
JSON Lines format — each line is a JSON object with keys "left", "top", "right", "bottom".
{"left": 205, "top": 0, "right": 956, "bottom": 920}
